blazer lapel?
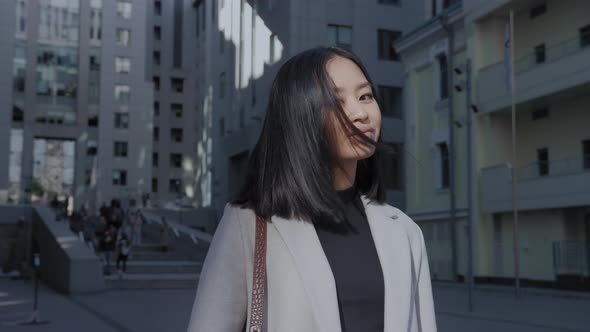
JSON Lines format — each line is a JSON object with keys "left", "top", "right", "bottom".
{"left": 361, "top": 196, "right": 413, "bottom": 332}
{"left": 271, "top": 215, "right": 342, "bottom": 332}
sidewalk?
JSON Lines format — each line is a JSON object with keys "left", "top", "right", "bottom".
{"left": 0, "top": 278, "right": 118, "bottom": 332}
{"left": 0, "top": 277, "right": 197, "bottom": 332}
{"left": 433, "top": 282, "right": 590, "bottom": 332}
{"left": 2, "top": 277, "right": 589, "bottom": 331}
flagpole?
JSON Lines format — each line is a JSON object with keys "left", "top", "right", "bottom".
{"left": 509, "top": 8, "right": 521, "bottom": 299}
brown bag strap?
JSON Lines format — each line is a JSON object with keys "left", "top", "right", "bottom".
{"left": 249, "top": 215, "right": 267, "bottom": 332}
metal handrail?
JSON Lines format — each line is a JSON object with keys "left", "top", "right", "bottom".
{"left": 518, "top": 155, "right": 589, "bottom": 180}
{"left": 139, "top": 209, "right": 212, "bottom": 245}
{"left": 479, "top": 31, "right": 590, "bottom": 74}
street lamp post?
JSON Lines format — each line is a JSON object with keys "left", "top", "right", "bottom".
{"left": 439, "top": 13, "right": 459, "bottom": 283}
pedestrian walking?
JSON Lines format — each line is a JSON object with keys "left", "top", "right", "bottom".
{"left": 116, "top": 233, "right": 131, "bottom": 277}
{"left": 188, "top": 47, "right": 437, "bottom": 332}
{"left": 160, "top": 217, "right": 169, "bottom": 252}
{"left": 131, "top": 211, "right": 143, "bottom": 246}
{"left": 101, "top": 224, "right": 117, "bottom": 275}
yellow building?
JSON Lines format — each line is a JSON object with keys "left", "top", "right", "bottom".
{"left": 397, "top": 0, "right": 590, "bottom": 289}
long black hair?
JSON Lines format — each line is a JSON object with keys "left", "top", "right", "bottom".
{"left": 232, "top": 46, "right": 388, "bottom": 225}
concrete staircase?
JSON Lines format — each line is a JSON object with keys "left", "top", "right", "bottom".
{"left": 104, "top": 219, "right": 210, "bottom": 289}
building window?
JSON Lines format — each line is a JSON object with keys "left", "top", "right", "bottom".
{"left": 383, "top": 143, "right": 402, "bottom": 190}
{"left": 114, "top": 85, "right": 131, "bottom": 108}
{"left": 327, "top": 24, "right": 352, "bottom": 50}
{"left": 116, "top": 0, "right": 132, "bottom": 19}
{"left": 438, "top": 143, "right": 449, "bottom": 189}
{"left": 114, "top": 141, "right": 128, "bottom": 157}
{"left": 171, "top": 103, "right": 183, "bottom": 118}
{"left": 534, "top": 44, "right": 546, "bottom": 64}
{"left": 378, "top": 86, "right": 402, "bottom": 118}
{"left": 114, "top": 113, "right": 129, "bottom": 129}
{"left": 219, "top": 117, "right": 225, "bottom": 137}
{"left": 88, "top": 115, "right": 99, "bottom": 127}
{"left": 85, "top": 169, "right": 92, "bottom": 186}
{"left": 240, "top": 106, "right": 245, "bottom": 129}
{"left": 442, "top": 0, "right": 460, "bottom": 10}
{"left": 580, "top": 25, "right": 590, "bottom": 48}
{"left": 378, "top": 29, "right": 401, "bottom": 61}
{"left": 220, "top": 31, "right": 225, "bottom": 54}
{"left": 169, "top": 179, "right": 181, "bottom": 193}
{"left": 113, "top": 170, "right": 127, "bottom": 186}
{"left": 530, "top": 3, "right": 547, "bottom": 19}
{"left": 583, "top": 139, "right": 590, "bottom": 169}
{"left": 153, "top": 126, "right": 159, "bottom": 141}
{"left": 116, "top": 28, "right": 130, "bottom": 46}
{"left": 89, "top": 3, "right": 102, "bottom": 41}
{"left": 269, "top": 33, "right": 277, "bottom": 63}
{"left": 219, "top": 72, "right": 225, "bottom": 99}
{"left": 378, "top": 0, "right": 400, "bottom": 5}
{"left": 438, "top": 54, "right": 449, "bottom": 100}
{"left": 115, "top": 56, "right": 131, "bottom": 73}
{"left": 153, "top": 51, "right": 161, "bottom": 65}
{"left": 154, "top": 25, "right": 162, "bottom": 40}
{"left": 170, "top": 153, "right": 182, "bottom": 168}
{"left": 537, "top": 148, "right": 549, "bottom": 176}
{"left": 171, "top": 78, "right": 184, "bottom": 93}
{"left": 154, "top": 0, "right": 162, "bottom": 15}
{"left": 431, "top": 0, "right": 437, "bottom": 17}
{"left": 171, "top": 128, "right": 183, "bottom": 142}
{"left": 532, "top": 107, "right": 549, "bottom": 120}
{"left": 152, "top": 152, "right": 159, "bottom": 167}
{"left": 87, "top": 141, "right": 98, "bottom": 156}
{"left": 154, "top": 101, "right": 160, "bottom": 117}
{"left": 152, "top": 178, "right": 158, "bottom": 192}
{"left": 153, "top": 76, "right": 160, "bottom": 90}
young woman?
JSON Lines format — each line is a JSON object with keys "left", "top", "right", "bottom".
{"left": 188, "top": 47, "right": 436, "bottom": 332}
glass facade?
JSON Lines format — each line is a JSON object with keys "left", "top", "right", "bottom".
{"left": 36, "top": 0, "right": 80, "bottom": 125}
{"left": 33, "top": 138, "right": 76, "bottom": 202}
{"left": 89, "top": 0, "right": 102, "bottom": 122}
{"left": 116, "top": 0, "right": 132, "bottom": 19}
{"left": 116, "top": 28, "right": 130, "bottom": 46}
{"left": 114, "top": 84, "right": 131, "bottom": 110}
{"left": 8, "top": 129, "right": 24, "bottom": 203}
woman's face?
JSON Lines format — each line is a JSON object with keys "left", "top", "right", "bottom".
{"left": 326, "top": 56, "right": 382, "bottom": 163}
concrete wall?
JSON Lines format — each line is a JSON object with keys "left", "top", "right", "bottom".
{"left": 148, "top": 0, "right": 200, "bottom": 206}
{"left": 96, "top": 0, "right": 153, "bottom": 208}
{"left": 33, "top": 205, "right": 105, "bottom": 294}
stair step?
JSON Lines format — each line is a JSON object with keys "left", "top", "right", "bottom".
{"left": 130, "top": 251, "right": 191, "bottom": 261}
{"left": 130, "top": 243, "right": 164, "bottom": 252}
{"left": 107, "top": 260, "right": 202, "bottom": 274}
{"left": 105, "top": 273, "right": 199, "bottom": 289}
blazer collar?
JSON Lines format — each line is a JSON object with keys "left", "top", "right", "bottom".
{"left": 271, "top": 196, "right": 412, "bottom": 332}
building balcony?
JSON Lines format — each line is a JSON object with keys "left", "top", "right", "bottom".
{"left": 477, "top": 35, "right": 590, "bottom": 114}
{"left": 480, "top": 156, "right": 590, "bottom": 213}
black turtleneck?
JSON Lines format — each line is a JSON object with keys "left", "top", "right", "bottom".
{"left": 314, "top": 186, "right": 385, "bottom": 332}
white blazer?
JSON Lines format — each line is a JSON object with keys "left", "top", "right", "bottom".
{"left": 187, "top": 196, "right": 437, "bottom": 332}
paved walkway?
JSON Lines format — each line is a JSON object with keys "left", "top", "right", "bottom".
{"left": 433, "top": 282, "right": 590, "bottom": 332}
{"left": 1, "top": 277, "right": 589, "bottom": 331}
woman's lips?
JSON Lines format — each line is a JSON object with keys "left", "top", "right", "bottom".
{"left": 351, "top": 128, "right": 376, "bottom": 140}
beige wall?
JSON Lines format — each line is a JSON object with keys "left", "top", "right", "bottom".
{"left": 473, "top": 0, "right": 590, "bottom": 70}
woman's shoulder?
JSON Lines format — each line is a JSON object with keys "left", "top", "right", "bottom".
{"left": 370, "top": 200, "right": 425, "bottom": 246}
{"left": 217, "top": 202, "right": 257, "bottom": 232}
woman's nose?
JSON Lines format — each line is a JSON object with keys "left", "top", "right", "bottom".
{"left": 348, "top": 103, "right": 369, "bottom": 122}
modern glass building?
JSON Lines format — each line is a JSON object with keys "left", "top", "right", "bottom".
{"left": 0, "top": 0, "right": 153, "bottom": 212}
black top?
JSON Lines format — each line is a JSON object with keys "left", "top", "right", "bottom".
{"left": 314, "top": 186, "right": 385, "bottom": 332}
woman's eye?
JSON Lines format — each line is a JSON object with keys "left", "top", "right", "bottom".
{"left": 360, "top": 93, "right": 374, "bottom": 101}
